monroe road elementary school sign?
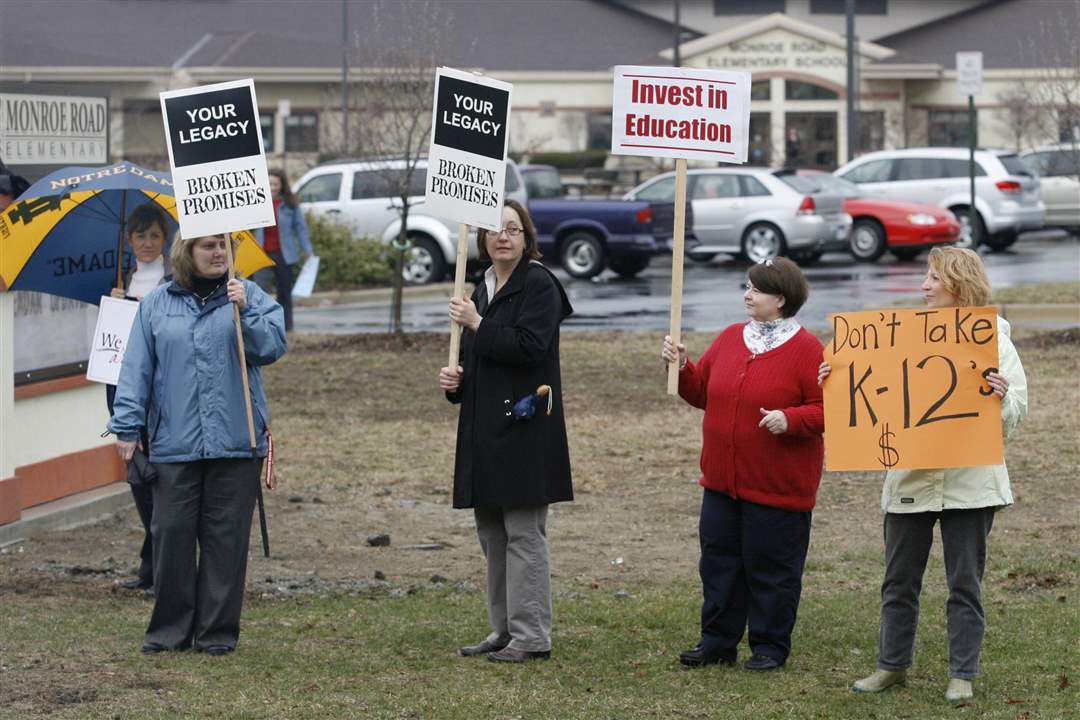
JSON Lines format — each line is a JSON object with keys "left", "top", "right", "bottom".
{"left": 425, "top": 67, "right": 512, "bottom": 231}
{"left": 159, "top": 78, "right": 274, "bottom": 238}
{"left": 610, "top": 66, "right": 751, "bottom": 163}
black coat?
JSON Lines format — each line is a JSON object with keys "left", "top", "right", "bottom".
{"left": 448, "top": 258, "right": 574, "bottom": 509}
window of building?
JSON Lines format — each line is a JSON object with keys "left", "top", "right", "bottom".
{"left": 296, "top": 172, "right": 342, "bottom": 203}
{"left": 260, "top": 112, "right": 274, "bottom": 153}
{"left": 586, "top": 112, "right": 612, "bottom": 151}
{"left": 749, "top": 113, "right": 771, "bottom": 165}
{"left": 285, "top": 112, "right": 319, "bottom": 152}
{"left": 928, "top": 110, "right": 973, "bottom": 148}
{"left": 1059, "top": 110, "right": 1080, "bottom": 143}
{"left": 810, "top": 0, "right": 887, "bottom": 14}
{"left": 751, "top": 81, "right": 770, "bottom": 101}
{"left": 121, "top": 99, "right": 166, "bottom": 158}
{"left": 714, "top": 0, "right": 783, "bottom": 13}
{"left": 538, "top": 101, "right": 555, "bottom": 117}
{"left": 785, "top": 81, "right": 839, "bottom": 101}
{"left": 857, "top": 111, "right": 885, "bottom": 154}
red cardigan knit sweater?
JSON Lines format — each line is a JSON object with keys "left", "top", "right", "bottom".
{"left": 679, "top": 323, "right": 825, "bottom": 512}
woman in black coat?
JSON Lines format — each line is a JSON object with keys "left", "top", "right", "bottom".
{"left": 440, "top": 199, "right": 573, "bottom": 664}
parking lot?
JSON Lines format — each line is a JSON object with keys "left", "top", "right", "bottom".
{"left": 295, "top": 231, "right": 1079, "bottom": 335}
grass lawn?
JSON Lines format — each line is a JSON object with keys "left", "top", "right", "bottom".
{"left": 1, "top": 324, "right": 1077, "bottom": 719}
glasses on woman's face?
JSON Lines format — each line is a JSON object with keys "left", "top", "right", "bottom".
{"left": 485, "top": 224, "right": 524, "bottom": 240}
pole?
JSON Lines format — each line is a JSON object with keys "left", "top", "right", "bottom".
{"left": 667, "top": 158, "right": 688, "bottom": 396}
{"left": 341, "top": 0, "right": 349, "bottom": 157}
{"left": 224, "top": 232, "right": 258, "bottom": 450}
{"left": 845, "top": 0, "right": 857, "bottom": 163}
{"left": 673, "top": 0, "right": 681, "bottom": 68}
{"left": 448, "top": 223, "right": 469, "bottom": 368}
{"left": 115, "top": 189, "right": 127, "bottom": 291}
{"left": 969, "top": 95, "right": 978, "bottom": 248}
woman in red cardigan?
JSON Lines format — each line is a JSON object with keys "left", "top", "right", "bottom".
{"left": 662, "top": 257, "right": 825, "bottom": 672}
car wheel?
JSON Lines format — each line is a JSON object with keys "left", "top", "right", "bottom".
{"left": 401, "top": 235, "right": 446, "bottom": 285}
{"left": 984, "top": 231, "right": 1018, "bottom": 252}
{"left": 560, "top": 232, "right": 605, "bottom": 279}
{"left": 740, "top": 222, "right": 787, "bottom": 264}
{"left": 609, "top": 255, "right": 651, "bottom": 278}
{"left": 849, "top": 218, "right": 888, "bottom": 262}
{"left": 891, "top": 247, "right": 920, "bottom": 262}
{"left": 951, "top": 207, "right": 985, "bottom": 251}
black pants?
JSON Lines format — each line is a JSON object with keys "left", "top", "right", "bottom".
{"left": 697, "top": 488, "right": 812, "bottom": 664}
{"left": 106, "top": 384, "right": 154, "bottom": 586}
{"left": 255, "top": 251, "right": 295, "bottom": 331}
{"left": 145, "top": 458, "right": 260, "bottom": 652}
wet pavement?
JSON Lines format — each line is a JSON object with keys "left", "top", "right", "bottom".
{"left": 295, "top": 232, "right": 1079, "bottom": 334}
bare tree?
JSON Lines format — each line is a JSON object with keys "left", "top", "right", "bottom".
{"left": 995, "top": 85, "right": 1042, "bottom": 151}
{"left": 1016, "top": 2, "right": 1080, "bottom": 152}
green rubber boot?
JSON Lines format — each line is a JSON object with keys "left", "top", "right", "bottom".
{"left": 945, "top": 678, "right": 974, "bottom": 705}
{"left": 852, "top": 669, "right": 907, "bottom": 693}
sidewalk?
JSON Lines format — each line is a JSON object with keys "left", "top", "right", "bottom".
{"left": 0, "top": 482, "right": 132, "bottom": 546}
{"left": 294, "top": 281, "right": 466, "bottom": 308}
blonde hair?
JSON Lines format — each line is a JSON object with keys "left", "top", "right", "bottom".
{"left": 927, "top": 246, "right": 992, "bottom": 307}
{"left": 169, "top": 232, "right": 238, "bottom": 288}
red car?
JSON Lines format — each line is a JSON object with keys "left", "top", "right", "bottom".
{"left": 788, "top": 170, "right": 961, "bottom": 262}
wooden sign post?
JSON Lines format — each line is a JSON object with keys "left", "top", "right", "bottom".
{"left": 224, "top": 231, "right": 257, "bottom": 450}
{"left": 608, "top": 65, "right": 751, "bottom": 395}
{"left": 448, "top": 223, "right": 470, "bottom": 368}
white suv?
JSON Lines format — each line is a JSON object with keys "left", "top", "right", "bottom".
{"left": 295, "top": 158, "right": 528, "bottom": 284}
{"left": 835, "top": 148, "right": 1044, "bottom": 251}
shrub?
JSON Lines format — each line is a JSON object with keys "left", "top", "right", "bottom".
{"left": 518, "top": 149, "right": 609, "bottom": 170}
{"left": 306, "top": 212, "right": 394, "bottom": 290}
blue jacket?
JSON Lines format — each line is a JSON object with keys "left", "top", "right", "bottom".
{"left": 256, "top": 202, "right": 312, "bottom": 265}
{"left": 108, "top": 278, "right": 287, "bottom": 462}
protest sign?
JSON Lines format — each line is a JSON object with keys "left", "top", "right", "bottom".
{"left": 823, "top": 306, "right": 1004, "bottom": 471}
{"left": 426, "top": 67, "right": 512, "bottom": 232}
{"left": 160, "top": 79, "right": 274, "bottom": 239}
{"left": 426, "top": 67, "right": 513, "bottom": 367}
{"left": 85, "top": 296, "right": 139, "bottom": 385}
{"left": 610, "top": 65, "right": 751, "bottom": 394}
{"left": 291, "top": 255, "right": 320, "bottom": 299}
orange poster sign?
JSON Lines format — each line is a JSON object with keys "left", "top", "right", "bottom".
{"left": 823, "top": 306, "right": 1003, "bottom": 472}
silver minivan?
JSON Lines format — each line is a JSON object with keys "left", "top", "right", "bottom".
{"left": 835, "top": 148, "right": 1044, "bottom": 251}
{"left": 624, "top": 167, "right": 850, "bottom": 264}
{"left": 1020, "top": 144, "right": 1080, "bottom": 231}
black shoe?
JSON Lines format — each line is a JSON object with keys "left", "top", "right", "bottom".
{"left": 140, "top": 644, "right": 167, "bottom": 655}
{"left": 202, "top": 645, "right": 233, "bottom": 657}
{"left": 120, "top": 577, "right": 152, "bottom": 590}
{"left": 744, "top": 654, "right": 783, "bottom": 671}
{"left": 487, "top": 647, "right": 550, "bottom": 663}
{"left": 679, "top": 645, "right": 735, "bottom": 668}
{"left": 460, "top": 638, "right": 510, "bottom": 657}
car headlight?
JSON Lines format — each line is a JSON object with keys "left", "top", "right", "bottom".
{"left": 907, "top": 213, "right": 937, "bottom": 226}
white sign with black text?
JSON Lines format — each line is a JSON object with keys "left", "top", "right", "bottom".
{"left": 86, "top": 297, "right": 140, "bottom": 385}
{"left": 160, "top": 79, "right": 274, "bottom": 238}
{"left": 0, "top": 92, "right": 108, "bottom": 165}
{"left": 611, "top": 66, "right": 752, "bottom": 163}
{"left": 956, "top": 52, "right": 983, "bottom": 97}
{"left": 425, "top": 67, "right": 512, "bottom": 231}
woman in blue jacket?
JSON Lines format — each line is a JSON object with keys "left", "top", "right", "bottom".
{"left": 109, "top": 233, "right": 287, "bottom": 656}
{"left": 255, "top": 169, "right": 312, "bottom": 331}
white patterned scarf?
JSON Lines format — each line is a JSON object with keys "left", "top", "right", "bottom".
{"left": 744, "top": 317, "right": 801, "bottom": 354}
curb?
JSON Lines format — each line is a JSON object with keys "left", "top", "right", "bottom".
{"left": 295, "top": 282, "right": 468, "bottom": 308}
{"left": 0, "top": 482, "right": 133, "bottom": 545}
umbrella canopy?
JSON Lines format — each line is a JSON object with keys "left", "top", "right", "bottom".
{"left": 0, "top": 161, "right": 273, "bottom": 305}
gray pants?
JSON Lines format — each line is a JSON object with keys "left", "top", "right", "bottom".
{"left": 877, "top": 508, "right": 996, "bottom": 679}
{"left": 145, "top": 458, "right": 260, "bottom": 652}
{"left": 474, "top": 505, "right": 552, "bottom": 652}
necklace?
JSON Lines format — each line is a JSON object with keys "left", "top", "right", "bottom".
{"left": 193, "top": 280, "right": 225, "bottom": 306}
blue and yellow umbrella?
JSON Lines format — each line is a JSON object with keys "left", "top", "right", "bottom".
{"left": 0, "top": 161, "right": 273, "bottom": 304}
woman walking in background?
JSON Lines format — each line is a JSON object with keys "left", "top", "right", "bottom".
{"left": 256, "top": 169, "right": 311, "bottom": 331}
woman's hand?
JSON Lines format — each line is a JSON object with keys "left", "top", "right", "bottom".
{"left": 985, "top": 371, "right": 1009, "bottom": 399}
{"left": 439, "top": 365, "right": 463, "bottom": 392}
{"left": 662, "top": 335, "right": 687, "bottom": 369}
{"left": 817, "top": 361, "right": 831, "bottom": 386}
{"left": 110, "top": 287, "right": 126, "bottom": 299}
{"left": 227, "top": 278, "right": 247, "bottom": 310}
{"left": 116, "top": 439, "right": 141, "bottom": 462}
{"left": 449, "top": 295, "right": 481, "bottom": 331}
{"left": 759, "top": 408, "right": 789, "bottom": 435}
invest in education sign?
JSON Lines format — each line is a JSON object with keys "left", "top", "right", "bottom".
{"left": 425, "top": 67, "right": 512, "bottom": 231}
{"left": 160, "top": 79, "right": 274, "bottom": 238}
{"left": 610, "top": 66, "right": 751, "bottom": 164}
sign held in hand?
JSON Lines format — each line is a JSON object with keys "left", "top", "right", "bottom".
{"left": 86, "top": 296, "right": 139, "bottom": 385}
{"left": 823, "top": 306, "right": 1003, "bottom": 471}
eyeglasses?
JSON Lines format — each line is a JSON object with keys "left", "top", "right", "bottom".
{"left": 485, "top": 224, "right": 523, "bottom": 239}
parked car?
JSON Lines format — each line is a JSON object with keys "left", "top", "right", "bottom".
{"left": 295, "top": 158, "right": 678, "bottom": 283}
{"left": 518, "top": 163, "right": 565, "bottom": 199}
{"left": 624, "top": 167, "right": 851, "bottom": 265}
{"left": 783, "top": 170, "right": 960, "bottom": 262}
{"left": 834, "top": 147, "right": 1044, "bottom": 252}
{"left": 1020, "top": 144, "right": 1080, "bottom": 232}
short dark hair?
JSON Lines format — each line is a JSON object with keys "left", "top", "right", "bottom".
{"left": 126, "top": 202, "right": 170, "bottom": 239}
{"left": 477, "top": 199, "right": 542, "bottom": 263}
{"left": 747, "top": 257, "right": 809, "bottom": 318}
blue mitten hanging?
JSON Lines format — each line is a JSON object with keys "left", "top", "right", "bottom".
{"left": 512, "top": 385, "right": 553, "bottom": 421}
